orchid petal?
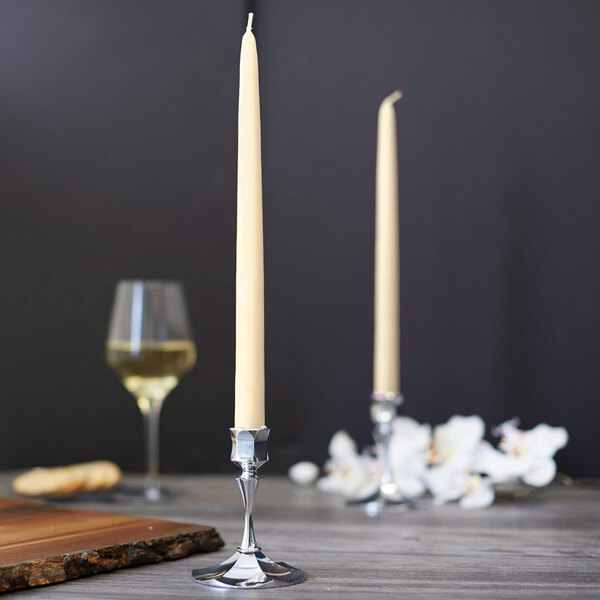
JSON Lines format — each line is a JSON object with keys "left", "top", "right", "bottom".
{"left": 459, "top": 481, "right": 495, "bottom": 509}
{"left": 433, "top": 415, "right": 485, "bottom": 460}
{"left": 474, "top": 441, "right": 526, "bottom": 481}
{"left": 424, "top": 463, "right": 466, "bottom": 501}
{"left": 522, "top": 458, "right": 557, "bottom": 487}
{"left": 329, "top": 430, "right": 358, "bottom": 459}
{"left": 397, "top": 477, "right": 427, "bottom": 498}
{"left": 522, "top": 425, "right": 568, "bottom": 459}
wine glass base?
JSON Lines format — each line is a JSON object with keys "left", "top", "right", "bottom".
{"left": 192, "top": 548, "right": 307, "bottom": 589}
{"left": 111, "top": 483, "right": 177, "bottom": 503}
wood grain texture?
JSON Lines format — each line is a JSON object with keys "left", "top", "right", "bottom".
{"left": 0, "top": 498, "right": 223, "bottom": 593}
{"left": 1, "top": 474, "right": 599, "bottom": 599}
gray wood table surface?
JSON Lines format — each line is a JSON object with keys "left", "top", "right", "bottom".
{"left": 1, "top": 473, "right": 599, "bottom": 599}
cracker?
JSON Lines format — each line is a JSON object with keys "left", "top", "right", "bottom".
{"left": 12, "top": 461, "right": 122, "bottom": 497}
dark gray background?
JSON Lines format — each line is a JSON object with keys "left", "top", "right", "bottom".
{"left": 0, "top": 0, "right": 598, "bottom": 476}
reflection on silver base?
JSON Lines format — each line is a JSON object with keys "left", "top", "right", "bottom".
{"left": 348, "top": 482, "right": 413, "bottom": 507}
{"left": 349, "top": 490, "right": 422, "bottom": 517}
{"left": 192, "top": 427, "right": 307, "bottom": 589}
{"left": 348, "top": 488, "right": 417, "bottom": 518}
{"left": 192, "top": 549, "right": 307, "bottom": 589}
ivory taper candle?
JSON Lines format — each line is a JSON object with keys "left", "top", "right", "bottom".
{"left": 373, "top": 91, "right": 403, "bottom": 396}
{"left": 235, "top": 13, "right": 265, "bottom": 428}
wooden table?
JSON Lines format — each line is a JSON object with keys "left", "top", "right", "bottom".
{"left": 1, "top": 474, "right": 598, "bottom": 599}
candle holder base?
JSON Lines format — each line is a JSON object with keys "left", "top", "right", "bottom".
{"left": 192, "top": 427, "right": 306, "bottom": 589}
{"left": 348, "top": 394, "right": 414, "bottom": 510}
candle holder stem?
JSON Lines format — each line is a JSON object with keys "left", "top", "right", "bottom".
{"left": 192, "top": 427, "right": 306, "bottom": 589}
{"left": 374, "top": 401, "right": 396, "bottom": 497}
{"left": 349, "top": 394, "right": 411, "bottom": 507}
{"left": 238, "top": 465, "right": 259, "bottom": 552}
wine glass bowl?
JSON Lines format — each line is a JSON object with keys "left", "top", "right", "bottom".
{"left": 106, "top": 280, "right": 196, "bottom": 501}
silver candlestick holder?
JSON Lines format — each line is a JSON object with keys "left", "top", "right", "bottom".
{"left": 349, "top": 392, "right": 409, "bottom": 506}
{"left": 192, "top": 427, "right": 307, "bottom": 589}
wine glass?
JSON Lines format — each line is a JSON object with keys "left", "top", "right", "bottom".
{"left": 106, "top": 280, "right": 196, "bottom": 501}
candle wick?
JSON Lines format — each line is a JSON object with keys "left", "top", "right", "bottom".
{"left": 247, "top": 12, "right": 254, "bottom": 31}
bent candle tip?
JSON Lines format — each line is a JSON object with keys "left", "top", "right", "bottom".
{"left": 389, "top": 90, "right": 403, "bottom": 102}
{"left": 247, "top": 13, "right": 254, "bottom": 31}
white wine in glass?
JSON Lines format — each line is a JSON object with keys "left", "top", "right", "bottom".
{"left": 106, "top": 281, "right": 196, "bottom": 500}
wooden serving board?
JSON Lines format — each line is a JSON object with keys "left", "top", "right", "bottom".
{"left": 0, "top": 498, "right": 223, "bottom": 593}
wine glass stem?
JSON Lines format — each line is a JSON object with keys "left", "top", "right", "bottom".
{"left": 138, "top": 397, "right": 164, "bottom": 499}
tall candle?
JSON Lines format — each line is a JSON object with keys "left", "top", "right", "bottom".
{"left": 235, "top": 13, "right": 265, "bottom": 428}
{"left": 373, "top": 91, "right": 403, "bottom": 396}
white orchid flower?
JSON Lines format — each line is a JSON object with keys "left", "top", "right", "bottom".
{"left": 489, "top": 420, "right": 569, "bottom": 486}
{"left": 429, "top": 415, "right": 485, "bottom": 466}
{"left": 472, "top": 440, "right": 523, "bottom": 483}
{"left": 424, "top": 415, "right": 492, "bottom": 508}
{"left": 424, "top": 462, "right": 495, "bottom": 509}
{"left": 316, "top": 431, "right": 378, "bottom": 498}
{"left": 313, "top": 415, "right": 568, "bottom": 510}
{"left": 458, "top": 475, "right": 495, "bottom": 509}
{"left": 389, "top": 417, "right": 430, "bottom": 498}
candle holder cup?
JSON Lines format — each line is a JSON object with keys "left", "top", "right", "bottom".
{"left": 192, "top": 427, "right": 307, "bottom": 589}
{"left": 349, "top": 393, "right": 413, "bottom": 508}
